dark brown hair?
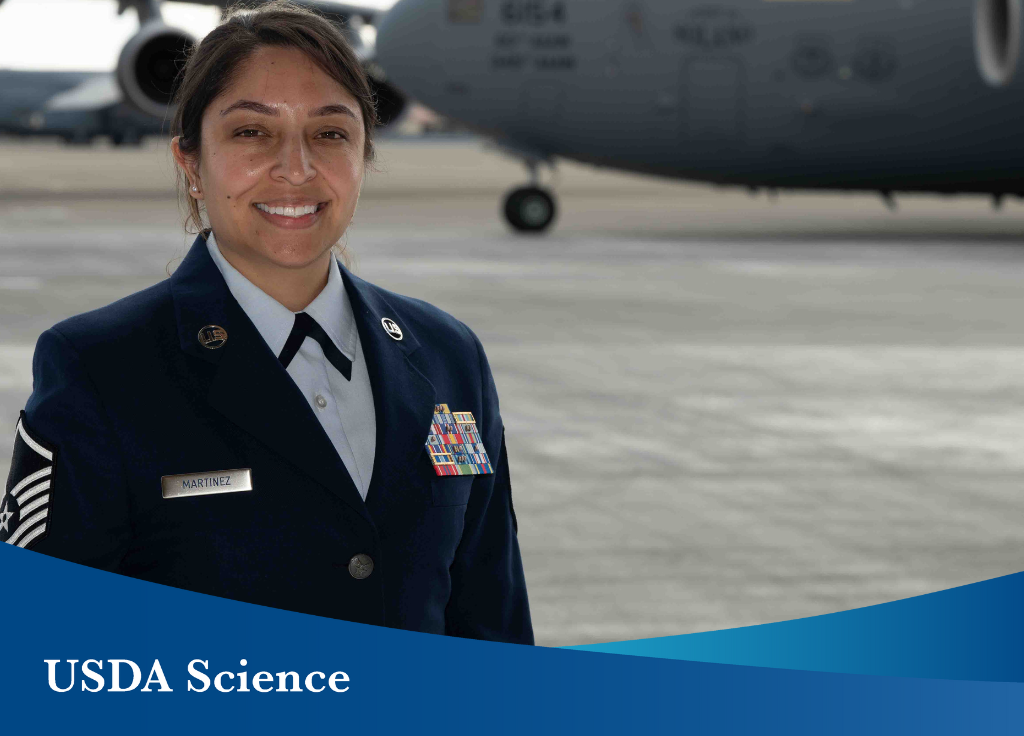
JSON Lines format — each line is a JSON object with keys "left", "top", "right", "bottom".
{"left": 170, "top": 0, "right": 377, "bottom": 235}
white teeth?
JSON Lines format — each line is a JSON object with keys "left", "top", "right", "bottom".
{"left": 256, "top": 203, "right": 319, "bottom": 217}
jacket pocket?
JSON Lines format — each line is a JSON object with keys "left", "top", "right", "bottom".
{"left": 430, "top": 474, "right": 474, "bottom": 507}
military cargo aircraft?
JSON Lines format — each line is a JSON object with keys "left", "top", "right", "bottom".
{"left": 4, "top": 0, "right": 1021, "bottom": 233}
{"left": 374, "top": 0, "right": 1024, "bottom": 231}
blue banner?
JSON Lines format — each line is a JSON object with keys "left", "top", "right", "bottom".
{"left": 2, "top": 542, "right": 1024, "bottom": 734}
{"left": 574, "top": 570, "right": 1024, "bottom": 681}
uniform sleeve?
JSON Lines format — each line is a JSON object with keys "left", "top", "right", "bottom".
{"left": 444, "top": 328, "right": 534, "bottom": 644}
{"left": 2, "top": 327, "right": 132, "bottom": 569}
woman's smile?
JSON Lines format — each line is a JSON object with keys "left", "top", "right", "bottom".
{"left": 253, "top": 200, "right": 329, "bottom": 229}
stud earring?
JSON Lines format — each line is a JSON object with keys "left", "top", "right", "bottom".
{"left": 191, "top": 185, "right": 198, "bottom": 192}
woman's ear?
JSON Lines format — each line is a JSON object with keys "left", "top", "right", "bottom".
{"left": 171, "top": 136, "right": 202, "bottom": 198}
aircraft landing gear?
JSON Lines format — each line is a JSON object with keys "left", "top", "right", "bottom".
{"left": 504, "top": 186, "right": 556, "bottom": 232}
{"left": 111, "top": 130, "right": 143, "bottom": 147}
{"left": 62, "top": 129, "right": 94, "bottom": 145}
{"left": 501, "top": 155, "right": 558, "bottom": 233}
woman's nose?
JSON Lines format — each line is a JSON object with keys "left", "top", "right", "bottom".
{"left": 272, "top": 133, "right": 316, "bottom": 185}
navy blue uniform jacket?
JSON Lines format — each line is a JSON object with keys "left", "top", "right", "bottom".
{"left": 7, "top": 234, "right": 533, "bottom": 644}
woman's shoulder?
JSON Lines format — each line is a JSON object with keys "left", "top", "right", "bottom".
{"left": 46, "top": 279, "right": 175, "bottom": 354}
{"left": 346, "top": 270, "right": 483, "bottom": 353}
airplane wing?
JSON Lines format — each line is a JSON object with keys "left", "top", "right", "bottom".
{"left": 45, "top": 73, "right": 122, "bottom": 111}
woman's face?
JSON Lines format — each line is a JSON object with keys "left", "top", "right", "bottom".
{"left": 178, "top": 45, "right": 366, "bottom": 271}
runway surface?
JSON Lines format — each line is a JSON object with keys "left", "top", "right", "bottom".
{"left": 4, "top": 136, "right": 1024, "bottom": 646}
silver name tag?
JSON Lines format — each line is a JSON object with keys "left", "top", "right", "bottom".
{"left": 161, "top": 469, "right": 253, "bottom": 499}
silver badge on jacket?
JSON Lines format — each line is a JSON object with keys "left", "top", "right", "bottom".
{"left": 161, "top": 469, "right": 253, "bottom": 499}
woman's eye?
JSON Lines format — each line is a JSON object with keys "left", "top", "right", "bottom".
{"left": 318, "top": 131, "right": 348, "bottom": 140}
{"left": 236, "top": 129, "right": 263, "bottom": 138}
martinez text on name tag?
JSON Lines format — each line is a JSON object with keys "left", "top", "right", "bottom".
{"left": 160, "top": 469, "right": 253, "bottom": 499}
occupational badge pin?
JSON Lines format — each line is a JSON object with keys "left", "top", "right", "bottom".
{"left": 198, "top": 325, "right": 228, "bottom": 349}
{"left": 381, "top": 317, "right": 403, "bottom": 341}
{"left": 424, "top": 404, "right": 494, "bottom": 476}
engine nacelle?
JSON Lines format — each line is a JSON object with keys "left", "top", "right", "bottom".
{"left": 975, "top": 0, "right": 1022, "bottom": 86}
{"left": 116, "top": 19, "right": 406, "bottom": 129}
{"left": 116, "top": 21, "right": 195, "bottom": 118}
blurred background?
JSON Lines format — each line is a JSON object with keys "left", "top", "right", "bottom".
{"left": 4, "top": 0, "right": 1024, "bottom": 647}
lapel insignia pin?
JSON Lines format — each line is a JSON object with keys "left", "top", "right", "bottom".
{"left": 381, "top": 317, "right": 403, "bottom": 341}
{"left": 425, "top": 404, "right": 494, "bottom": 476}
{"left": 197, "top": 325, "right": 228, "bottom": 349}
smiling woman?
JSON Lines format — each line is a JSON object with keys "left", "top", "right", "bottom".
{"left": 169, "top": 3, "right": 377, "bottom": 309}
{"left": 3, "top": 0, "right": 533, "bottom": 645}
{"left": 172, "top": 38, "right": 372, "bottom": 309}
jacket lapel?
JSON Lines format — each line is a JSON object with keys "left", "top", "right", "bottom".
{"left": 170, "top": 235, "right": 371, "bottom": 524}
{"left": 341, "top": 267, "right": 436, "bottom": 528}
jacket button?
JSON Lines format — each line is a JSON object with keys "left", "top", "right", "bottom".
{"left": 348, "top": 553, "right": 374, "bottom": 580}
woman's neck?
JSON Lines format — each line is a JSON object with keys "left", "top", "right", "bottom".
{"left": 213, "top": 235, "right": 332, "bottom": 313}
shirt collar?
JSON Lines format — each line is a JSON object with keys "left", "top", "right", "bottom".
{"left": 206, "top": 231, "right": 357, "bottom": 360}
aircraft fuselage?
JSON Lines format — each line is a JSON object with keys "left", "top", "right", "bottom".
{"left": 378, "top": 0, "right": 1023, "bottom": 194}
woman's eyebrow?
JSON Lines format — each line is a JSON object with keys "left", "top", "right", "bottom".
{"left": 220, "top": 99, "right": 276, "bottom": 117}
{"left": 310, "top": 103, "right": 357, "bottom": 119}
{"left": 219, "top": 100, "right": 357, "bottom": 119}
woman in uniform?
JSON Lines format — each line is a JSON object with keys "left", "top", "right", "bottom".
{"left": 2, "top": 1, "right": 532, "bottom": 644}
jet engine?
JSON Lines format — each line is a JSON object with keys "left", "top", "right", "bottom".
{"left": 116, "top": 21, "right": 195, "bottom": 118}
{"left": 975, "top": 0, "right": 1022, "bottom": 86}
{"left": 115, "top": 16, "right": 405, "bottom": 129}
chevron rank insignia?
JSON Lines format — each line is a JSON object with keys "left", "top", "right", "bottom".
{"left": 425, "top": 404, "right": 493, "bottom": 476}
{"left": 2, "top": 412, "right": 56, "bottom": 550}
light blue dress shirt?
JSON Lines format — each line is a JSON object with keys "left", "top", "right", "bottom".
{"left": 206, "top": 232, "right": 377, "bottom": 500}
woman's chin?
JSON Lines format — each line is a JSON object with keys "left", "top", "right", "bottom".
{"left": 249, "top": 236, "right": 339, "bottom": 270}
{"left": 268, "top": 250, "right": 335, "bottom": 271}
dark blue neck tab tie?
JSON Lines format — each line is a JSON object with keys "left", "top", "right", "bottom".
{"left": 278, "top": 312, "right": 352, "bottom": 380}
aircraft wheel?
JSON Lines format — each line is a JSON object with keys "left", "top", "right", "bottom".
{"left": 504, "top": 186, "right": 557, "bottom": 233}
{"left": 63, "top": 130, "right": 93, "bottom": 145}
{"left": 112, "top": 131, "right": 142, "bottom": 147}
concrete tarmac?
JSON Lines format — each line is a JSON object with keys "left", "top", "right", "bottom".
{"left": 4, "top": 136, "right": 1024, "bottom": 646}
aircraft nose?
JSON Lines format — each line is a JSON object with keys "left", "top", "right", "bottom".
{"left": 375, "top": 0, "right": 444, "bottom": 102}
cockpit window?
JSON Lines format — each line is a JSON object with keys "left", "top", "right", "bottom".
{"left": 449, "top": 0, "right": 484, "bottom": 24}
